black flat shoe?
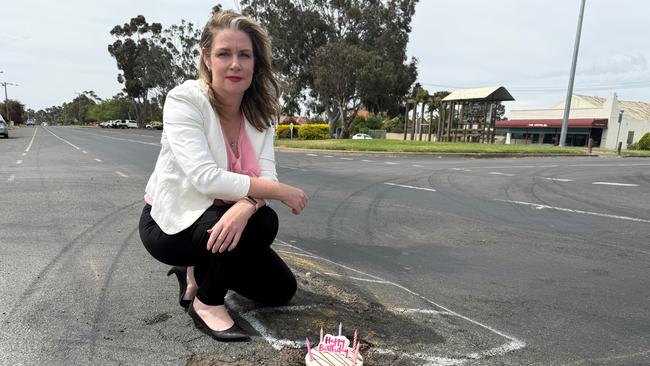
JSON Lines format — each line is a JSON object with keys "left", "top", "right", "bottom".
{"left": 188, "top": 301, "right": 250, "bottom": 342}
{"left": 166, "top": 266, "right": 191, "bottom": 310}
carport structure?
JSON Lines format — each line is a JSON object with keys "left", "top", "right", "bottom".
{"left": 439, "top": 86, "right": 514, "bottom": 143}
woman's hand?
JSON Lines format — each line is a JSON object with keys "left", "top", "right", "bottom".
{"left": 279, "top": 183, "right": 308, "bottom": 215}
{"left": 206, "top": 201, "right": 256, "bottom": 253}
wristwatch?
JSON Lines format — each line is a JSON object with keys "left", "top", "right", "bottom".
{"left": 243, "top": 196, "right": 258, "bottom": 212}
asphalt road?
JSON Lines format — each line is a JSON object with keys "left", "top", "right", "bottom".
{"left": 1, "top": 126, "right": 648, "bottom": 365}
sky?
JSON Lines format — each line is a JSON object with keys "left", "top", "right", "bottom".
{"left": 2, "top": 0, "right": 650, "bottom": 115}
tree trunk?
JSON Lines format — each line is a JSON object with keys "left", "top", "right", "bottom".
{"left": 326, "top": 100, "right": 340, "bottom": 139}
{"left": 339, "top": 103, "right": 348, "bottom": 139}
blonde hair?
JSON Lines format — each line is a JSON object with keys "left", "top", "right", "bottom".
{"left": 199, "top": 10, "right": 279, "bottom": 131}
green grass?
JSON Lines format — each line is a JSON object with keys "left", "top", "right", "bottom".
{"left": 592, "top": 148, "right": 650, "bottom": 157}
{"left": 275, "top": 139, "right": 589, "bottom": 155}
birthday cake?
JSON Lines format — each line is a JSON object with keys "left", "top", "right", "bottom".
{"left": 305, "top": 325, "right": 363, "bottom": 366}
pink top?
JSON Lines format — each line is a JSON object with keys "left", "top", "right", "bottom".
{"left": 144, "top": 120, "right": 259, "bottom": 206}
{"left": 223, "top": 120, "right": 260, "bottom": 177}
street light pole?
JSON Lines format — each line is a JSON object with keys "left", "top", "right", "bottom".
{"left": 614, "top": 109, "right": 624, "bottom": 149}
{"left": 559, "top": 0, "right": 587, "bottom": 147}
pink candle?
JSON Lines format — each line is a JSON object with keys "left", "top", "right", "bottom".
{"left": 352, "top": 342, "right": 360, "bottom": 365}
{"left": 320, "top": 327, "right": 323, "bottom": 343}
{"left": 306, "top": 337, "right": 313, "bottom": 361}
{"left": 338, "top": 322, "right": 342, "bottom": 336}
{"left": 353, "top": 329, "right": 358, "bottom": 350}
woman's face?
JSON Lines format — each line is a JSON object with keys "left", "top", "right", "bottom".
{"left": 203, "top": 28, "right": 254, "bottom": 99}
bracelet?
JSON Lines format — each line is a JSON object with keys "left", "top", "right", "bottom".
{"left": 242, "top": 196, "right": 258, "bottom": 212}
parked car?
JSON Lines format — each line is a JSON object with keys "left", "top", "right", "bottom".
{"left": 146, "top": 121, "right": 163, "bottom": 130}
{"left": 0, "top": 121, "right": 8, "bottom": 138}
{"left": 110, "top": 119, "right": 138, "bottom": 129}
{"left": 352, "top": 133, "right": 372, "bottom": 140}
{"left": 26, "top": 119, "right": 36, "bottom": 126}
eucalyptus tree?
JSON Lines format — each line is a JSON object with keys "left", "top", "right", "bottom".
{"left": 241, "top": 0, "right": 419, "bottom": 138}
{"left": 108, "top": 15, "right": 169, "bottom": 125}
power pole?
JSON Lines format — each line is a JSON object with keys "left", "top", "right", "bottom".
{"left": 559, "top": 0, "right": 587, "bottom": 147}
{"left": 1, "top": 81, "right": 19, "bottom": 123}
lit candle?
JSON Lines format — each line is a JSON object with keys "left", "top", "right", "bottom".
{"left": 353, "top": 329, "right": 358, "bottom": 350}
{"left": 320, "top": 327, "right": 323, "bottom": 343}
{"left": 338, "top": 322, "right": 342, "bottom": 336}
{"left": 306, "top": 337, "right": 313, "bottom": 361}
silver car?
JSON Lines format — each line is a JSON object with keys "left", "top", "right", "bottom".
{"left": 0, "top": 121, "right": 8, "bottom": 138}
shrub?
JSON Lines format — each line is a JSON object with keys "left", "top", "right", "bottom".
{"left": 276, "top": 125, "right": 297, "bottom": 139}
{"left": 365, "top": 114, "right": 385, "bottom": 130}
{"left": 383, "top": 116, "right": 404, "bottom": 133}
{"left": 298, "top": 124, "right": 329, "bottom": 140}
{"left": 635, "top": 132, "right": 650, "bottom": 150}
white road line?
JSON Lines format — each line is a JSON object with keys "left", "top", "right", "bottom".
{"left": 340, "top": 157, "right": 354, "bottom": 160}
{"left": 495, "top": 199, "right": 650, "bottom": 224}
{"left": 541, "top": 177, "right": 574, "bottom": 182}
{"left": 8, "top": 174, "right": 15, "bottom": 182}
{"left": 72, "top": 128, "right": 161, "bottom": 146}
{"left": 306, "top": 153, "right": 318, "bottom": 157}
{"left": 592, "top": 182, "right": 639, "bottom": 187}
{"left": 384, "top": 182, "right": 436, "bottom": 192}
{"left": 43, "top": 127, "right": 81, "bottom": 150}
{"left": 391, "top": 308, "right": 453, "bottom": 316}
{"left": 25, "top": 126, "right": 38, "bottom": 152}
{"left": 489, "top": 172, "right": 515, "bottom": 176}
{"left": 319, "top": 271, "right": 391, "bottom": 284}
{"left": 115, "top": 171, "right": 129, "bottom": 178}
{"left": 324, "top": 155, "right": 334, "bottom": 158}
{"left": 384, "top": 161, "right": 399, "bottom": 165}
{"left": 274, "top": 239, "right": 526, "bottom": 361}
{"left": 412, "top": 164, "right": 425, "bottom": 168}
{"left": 94, "top": 158, "right": 102, "bottom": 163}
{"left": 82, "top": 150, "right": 88, "bottom": 154}
{"left": 370, "top": 348, "right": 464, "bottom": 366}
{"left": 361, "top": 159, "right": 373, "bottom": 162}
{"left": 16, "top": 160, "right": 23, "bottom": 165}
{"left": 21, "top": 153, "right": 26, "bottom": 156}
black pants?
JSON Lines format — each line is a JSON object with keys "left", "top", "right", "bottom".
{"left": 139, "top": 204, "right": 296, "bottom": 306}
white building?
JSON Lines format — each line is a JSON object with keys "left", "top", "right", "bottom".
{"left": 496, "top": 93, "right": 650, "bottom": 148}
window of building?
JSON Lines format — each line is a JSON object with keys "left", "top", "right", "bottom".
{"left": 627, "top": 131, "right": 635, "bottom": 147}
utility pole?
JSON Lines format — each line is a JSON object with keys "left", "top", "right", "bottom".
{"left": 559, "top": 0, "right": 587, "bottom": 147}
{"left": 1, "top": 81, "right": 19, "bottom": 124}
{"left": 74, "top": 91, "right": 83, "bottom": 125}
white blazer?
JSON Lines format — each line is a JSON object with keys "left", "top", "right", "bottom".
{"left": 145, "top": 80, "right": 278, "bottom": 235}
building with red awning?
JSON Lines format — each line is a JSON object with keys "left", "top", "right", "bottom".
{"left": 496, "top": 93, "right": 650, "bottom": 148}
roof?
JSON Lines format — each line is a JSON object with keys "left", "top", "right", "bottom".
{"left": 551, "top": 95, "right": 605, "bottom": 109}
{"left": 550, "top": 95, "right": 650, "bottom": 120}
{"left": 442, "top": 86, "right": 515, "bottom": 102}
{"left": 619, "top": 100, "right": 650, "bottom": 120}
{"left": 496, "top": 118, "right": 608, "bottom": 129}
